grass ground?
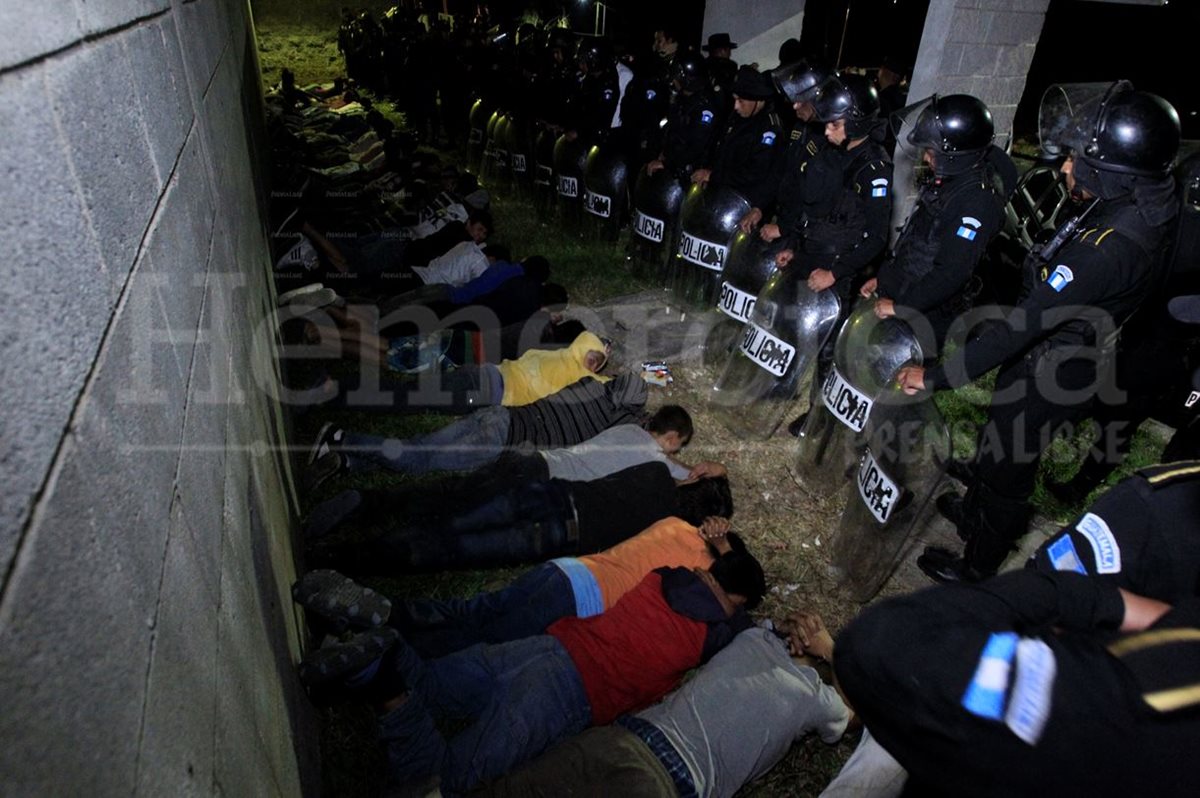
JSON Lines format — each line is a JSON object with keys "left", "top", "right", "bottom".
{"left": 256, "top": 17, "right": 1169, "bottom": 797}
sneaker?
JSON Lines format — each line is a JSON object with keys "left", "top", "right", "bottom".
{"left": 916, "top": 547, "right": 985, "bottom": 584}
{"left": 280, "top": 287, "right": 338, "bottom": 311}
{"left": 304, "top": 451, "right": 347, "bottom": 493}
{"left": 276, "top": 283, "right": 325, "bottom": 307}
{"left": 293, "top": 569, "right": 392, "bottom": 630}
{"left": 303, "top": 489, "right": 363, "bottom": 540}
{"left": 307, "top": 422, "right": 345, "bottom": 466}
{"left": 298, "top": 626, "right": 399, "bottom": 687}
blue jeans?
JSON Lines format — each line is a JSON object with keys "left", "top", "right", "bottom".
{"left": 379, "top": 635, "right": 592, "bottom": 795}
{"left": 341, "top": 405, "right": 511, "bottom": 473}
{"left": 394, "top": 562, "right": 577, "bottom": 658}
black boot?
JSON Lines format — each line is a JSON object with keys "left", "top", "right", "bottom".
{"left": 917, "top": 546, "right": 987, "bottom": 584}
{"left": 787, "top": 412, "right": 809, "bottom": 438}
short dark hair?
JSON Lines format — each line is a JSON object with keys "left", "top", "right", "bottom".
{"left": 548, "top": 318, "right": 585, "bottom": 343}
{"left": 521, "top": 255, "right": 551, "bottom": 283}
{"left": 540, "top": 282, "right": 569, "bottom": 311}
{"left": 709, "top": 534, "right": 767, "bottom": 610}
{"left": 482, "top": 243, "right": 511, "bottom": 262}
{"left": 468, "top": 207, "right": 493, "bottom": 233}
{"left": 645, "top": 405, "right": 693, "bottom": 443}
{"left": 675, "top": 476, "right": 733, "bottom": 524}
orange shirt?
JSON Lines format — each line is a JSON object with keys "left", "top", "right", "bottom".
{"left": 579, "top": 517, "right": 714, "bottom": 610}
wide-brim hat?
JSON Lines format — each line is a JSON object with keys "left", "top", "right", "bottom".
{"left": 702, "top": 32, "right": 738, "bottom": 51}
{"left": 731, "top": 66, "right": 774, "bottom": 101}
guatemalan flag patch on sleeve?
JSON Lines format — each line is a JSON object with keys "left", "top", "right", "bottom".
{"left": 871, "top": 178, "right": 889, "bottom": 198}
{"left": 957, "top": 216, "right": 981, "bottom": 240}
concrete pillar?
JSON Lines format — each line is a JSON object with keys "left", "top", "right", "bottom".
{"left": 702, "top": 0, "right": 807, "bottom": 72}
{"left": 893, "top": 0, "right": 1050, "bottom": 227}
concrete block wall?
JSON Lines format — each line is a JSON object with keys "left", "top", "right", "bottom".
{"left": 0, "top": 0, "right": 315, "bottom": 794}
{"left": 702, "top": 0, "right": 807, "bottom": 73}
{"left": 893, "top": 0, "right": 1050, "bottom": 224}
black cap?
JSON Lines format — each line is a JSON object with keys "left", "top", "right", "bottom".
{"left": 702, "top": 32, "right": 738, "bottom": 52}
{"left": 731, "top": 66, "right": 774, "bottom": 101}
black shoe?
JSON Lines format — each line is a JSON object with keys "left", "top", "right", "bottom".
{"left": 305, "top": 451, "right": 347, "bottom": 493}
{"left": 304, "top": 489, "right": 363, "bottom": 540}
{"left": 307, "top": 422, "right": 345, "bottom": 466}
{"left": 293, "top": 568, "right": 392, "bottom": 631}
{"left": 298, "top": 627, "right": 399, "bottom": 688}
{"left": 787, "top": 412, "right": 809, "bottom": 438}
{"left": 917, "top": 546, "right": 986, "bottom": 584}
{"left": 945, "top": 459, "right": 975, "bottom": 484}
{"left": 935, "top": 492, "right": 966, "bottom": 530}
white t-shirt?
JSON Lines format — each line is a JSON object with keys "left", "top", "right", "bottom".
{"left": 411, "top": 240, "right": 489, "bottom": 287}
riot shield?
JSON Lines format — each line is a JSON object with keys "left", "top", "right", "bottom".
{"left": 553, "top": 134, "right": 587, "bottom": 229}
{"left": 490, "top": 113, "right": 513, "bottom": 191}
{"left": 505, "top": 115, "right": 533, "bottom": 196}
{"left": 627, "top": 168, "right": 686, "bottom": 278}
{"left": 829, "top": 391, "right": 950, "bottom": 602}
{"left": 479, "top": 109, "right": 504, "bottom": 187}
{"left": 705, "top": 233, "right": 781, "bottom": 361}
{"left": 709, "top": 266, "right": 841, "bottom": 439}
{"left": 533, "top": 126, "right": 556, "bottom": 212}
{"left": 467, "top": 98, "right": 493, "bottom": 175}
{"left": 670, "top": 183, "right": 750, "bottom": 308}
{"left": 793, "top": 301, "right": 924, "bottom": 496}
{"left": 581, "top": 145, "right": 628, "bottom": 243}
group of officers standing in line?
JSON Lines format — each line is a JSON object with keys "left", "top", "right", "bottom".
{"left": 332, "top": 12, "right": 1200, "bottom": 791}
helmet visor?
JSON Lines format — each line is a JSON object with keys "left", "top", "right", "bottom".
{"left": 1038, "top": 81, "right": 1129, "bottom": 160}
{"left": 891, "top": 95, "right": 936, "bottom": 163}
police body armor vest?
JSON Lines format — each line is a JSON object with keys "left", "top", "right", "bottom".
{"left": 801, "top": 142, "right": 888, "bottom": 259}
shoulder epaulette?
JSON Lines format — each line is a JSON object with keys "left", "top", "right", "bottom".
{"left": 1077, "top": 227, "right": 1117, "bottom": 247}
{"left": 1138, "top": 461, "right": 1200, "bottom": 486}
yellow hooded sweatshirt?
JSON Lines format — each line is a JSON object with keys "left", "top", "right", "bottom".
{"left": 497, "top": 331, "right": 611, "bottom": 406}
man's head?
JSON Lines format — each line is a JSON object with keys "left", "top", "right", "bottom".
{"left": 731, "top": 66, "right": 773, "bottom": 118}
{"left": 706, "top": 533, "right": 767, "bottom": 611}
{"left": 773, "top": 60, "right": 831, "bottom": 125}
{"left": 521, "top": 255, "right": 551, "bottom": 283}
{"left": 702, "top": 33, "right": 737, "bottom": 60}
{"left": 814, "top": 74, "right": 879, "bottom": 148}
{"left": 646, "top": 404, "right": 694, "bottom": 454}
{"left": 482, "top": 243, "right": 510, "bottom": 263}
{"left": 652, "top": 28, "right": 679, "bottom": 58}
{"left": 466, "top": 208, "right": 493, "bottom": 243}
{"left": 676, "top": 475, "right": 734, "bottom": 525}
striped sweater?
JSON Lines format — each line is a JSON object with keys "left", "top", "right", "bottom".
{"left": 505, "top": 373, "right": 647, "bottom": 449}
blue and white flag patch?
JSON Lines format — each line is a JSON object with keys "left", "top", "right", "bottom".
{"left": 1047, "top": 264, "right": 1074, "bottom": 292}
{"left": 871, "top": 178, "right": 889, "bottom": 198}
{"left": 603, "top": 90, "right": 614, "bottom": 101}
{"left": 762, "top": 131, "right": 777, "bottom": 145}
{"left": 1046, "top": 535, "right": 1088, "bottom": 574}
{"left": 1076, "top": 512, "right": 1121, "bottom": 574}
{"left": 700, "top": 109, "right": 714, "bottom": 124}
{"left": 956, "top": 216, "right": 982, "bottom": 240}
{"left": 1005, "top": 639, "right": 1057, "bottom": 745}
{"left": 646, "top": 88, "right": 657, "bottom": 101}
{"left": 962, "top": 632, "right": 1017, "bottom": 721}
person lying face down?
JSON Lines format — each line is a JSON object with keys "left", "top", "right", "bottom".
{"left": 293, "top": 558, "right": 768, "bottom": 795}
{"left": 473, "top": 611, "right": 851, "bottom": 798}
{"left": 299, "top": 511, "right": 745, "bottom": 659}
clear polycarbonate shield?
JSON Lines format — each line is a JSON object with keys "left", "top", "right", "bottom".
{"left": 829, "top": 391, "right": 950, "bottom": 602}
{"left": 709, "top": 267, "right": 841, "bottom": 439}
{"left": 481, "top": 112, "right": 510, "bottom": 189}
{"left": 670, "top": 183, "right": 751, "bottom": 308}
{"left": 889, "top": 95, "right": 935, "bottom": 167}
{"left": 504, "top": 115, "right": 533, "bottom": 195}
{"left": 533, "top": 126, "right": 556, "bottom": 212}
{"left": 553, "top": 133, "right": 587, "bottom": 227}
{"left": 627, "top": 168, "right": 686, "bottom": 277}
{"left": 1038, "top": 82, "right": 1124, "bottom": 160}
{"left": 793, "top": 300, "right": 924, "bottom": 496}
{"left": 704, "top": 232, "right": 780, "bottom": 360}
{"left": 479, "top": 109, "right": 503, "bottom": 185}
{"left": 467, "top": 98, "right": 493, "bottom": 174}
{"left": 582, "top": 145, "right": 629, "bottom": 243}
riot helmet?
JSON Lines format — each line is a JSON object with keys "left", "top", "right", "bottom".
{"left": 577, "top": 37, "right": 614, "bottom": 73}
{"left": 772, "top": 60, "right": 832, "bottom": 106}
{"left": 672, "top": 51, "right": 709, "bottom": 93}
{"left": 545, "top": 28, "right": 575, "bottom": 63}
{"left": 895, "top": 94, "right": 994, "bottom": 177}
{"left": 1039, "top": 81, "right": 1180, "bottom": 177}
{"left": 813, "top": 74, "right": 880, "bottom": 140}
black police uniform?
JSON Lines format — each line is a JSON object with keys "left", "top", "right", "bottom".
{"left": 708, "top": 107, "right": 784, "bottom": 210}
{"left": 790, "top": 139, "right": 892, "bottom": 289}
{"left": 878, "top": 149, "right": 1009, "bottom": 352}
{"left": 659, "top": 87, "right": 721, "bottom": 179}
{"left": 926, "top": 193, "right": 1175, "bottom": 570}
{"left": 565, "top": 68, "right": 620, "bottom": 146}
{"left": 617, "top": 61, "right": 672, "bottom": 168}
{"left": 759, "top": 120, "right": 826, "bottom": 234}
{"left": 1029, "top": 461, "right": 1200, "bottom": 603}
{"left": 836, "top": 568, "right": 1200, "bottom": 798}
{"left": 706, "top": 56, "right": 738, "bottom": 126}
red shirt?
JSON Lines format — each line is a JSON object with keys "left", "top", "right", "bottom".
{"left": 547, "top": 570, "right": 709, "bottom": 725}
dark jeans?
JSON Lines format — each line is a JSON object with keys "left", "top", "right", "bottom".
{"left": 393, "top": 562, "right": 577, "bottom": 658}
{"left": 379, "top": 635, "right": 592, "bottom": 795}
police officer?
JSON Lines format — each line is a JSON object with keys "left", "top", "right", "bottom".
{"left": 645, "top": 52, "right": 720, "bottom": 181}
{"left": 691, "top": 66, "right": 783, "bottom": 212}
{"left": 898, "top": 81, "right": 1182, "bottom": 583}
{"left": 835, "top": 567, "right": 1200, "bottom": 797}
{"left": 861, "top": 94, "right": 1015, "bottom": 354}
{"left": 564, "top": 38, "right": 621, "bottom": 147}
{"left": 1029, "top": 461, "right": 1200, "bottom": 604}
{"left": 702, "top": 33, "right": 739, "bottom": 128}
{"left": 776, "top": 74, "right": 892, "bottom": 302}
{"left": 737, "top": 60, "right": 832, "bottom": 239}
